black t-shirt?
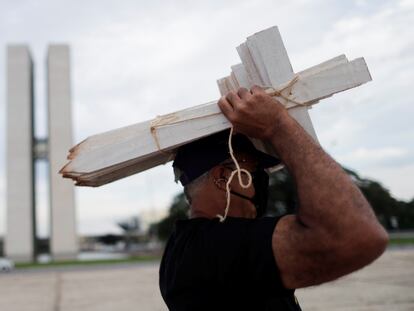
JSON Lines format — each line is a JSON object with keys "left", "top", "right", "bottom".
{"left": 159, "top": 216, "right": 302, "bottom": 311}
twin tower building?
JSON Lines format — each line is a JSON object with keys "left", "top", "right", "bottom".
{"left": 6, "top": 45, "right": 77, "bottom": 262}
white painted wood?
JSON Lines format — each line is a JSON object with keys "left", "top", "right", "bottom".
{"left": 73, "top": 151, "right": 173, "bottom": 187}
{"left": 217, "top": 76, "right": 238, "bottom": 95}
{"left": 217, "top": 77, "right": 230, "bottom": 96}
{"left": 246, "top": 26, "right": 294, "bottom": 86}
{"left": 245, "top": 39, "right": 271, "bottom": 86}
{"left": 230, "top": 72, "right": 240, "bottom": 89}
{"left": 225, "top": 76, "right": 237, "bottom": 92}
{"left": 236, "top": 43, "right": 263, "bottom": 86}
{"left": 231, "top": 64, "right": 251, "bottom": 89}
{"left": 298, "top": 54, "right": 348, "bottom": 78}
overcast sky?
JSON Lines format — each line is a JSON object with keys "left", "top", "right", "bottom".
{"left": 1, "top": 0, "right": 413, "bottom": 237}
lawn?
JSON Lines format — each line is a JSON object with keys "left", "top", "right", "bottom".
{"left": 388, "top": 237, "right": 414, "bottom": 246}
{"left": 15, "top": 255, "right": 161, "bottom": 269}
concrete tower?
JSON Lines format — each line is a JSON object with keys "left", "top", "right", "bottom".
{"left": 5, "top": 46, "right": 36, "bottom": 262}
{"left": 5, "top": 45, "right": 77, "bottom": 262}
{"left": 48, "top": 45, "right": 77, "bottom": 260}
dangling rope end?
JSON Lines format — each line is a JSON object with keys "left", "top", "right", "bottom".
{"left": 216, "top": 127, "right": 254, "bottom": 223}
{"left": 216, "top": 214, "right": 226, "bottom": 222}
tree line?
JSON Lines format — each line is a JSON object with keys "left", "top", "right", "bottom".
{"left": 153, "top": 167, "right": 414, "bottom": 241}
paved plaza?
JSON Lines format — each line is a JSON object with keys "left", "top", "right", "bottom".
{"left": 0, "top": 248, "right": 413, "bottom": 311}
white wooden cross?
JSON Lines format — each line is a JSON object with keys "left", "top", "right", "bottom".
{"left": 61, "top": 26, "right": 371, "bottom": 187}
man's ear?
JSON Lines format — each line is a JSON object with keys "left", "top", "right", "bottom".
{"left": 210, "top": 165, "right": 228, "bottom": 191}
{"left": 210, "top": 165, "right": 227, "bottom": 181}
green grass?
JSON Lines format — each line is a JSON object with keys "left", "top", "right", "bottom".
{"left": 388, "top": 237, "right": 414, "bottom": 246}
{"left": 15, "top": 255, "right": 161, "bottom": 269}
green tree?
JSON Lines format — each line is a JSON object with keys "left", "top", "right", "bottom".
{"left": 156, "top": 193, "right": 189, "bottom": 241}
{"left": 117, "top": 216, "right": 141, "bottom": 250}
{"left": 266, "top": 168, "right": 298, "bottom": 217}
{"left": 343, "top": 167, "right": 414, "bottom": 230}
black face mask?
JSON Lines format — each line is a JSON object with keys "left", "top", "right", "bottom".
{"left": 229, "top": 169, "right": 269, "bottom": 217}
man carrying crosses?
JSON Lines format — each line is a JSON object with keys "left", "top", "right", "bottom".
{"left": 159, "top": 86, "right": 388, "bottom": 310}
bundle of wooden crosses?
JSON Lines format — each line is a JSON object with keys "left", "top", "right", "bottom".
{"left": 60, "top": 26, "right": 371, "bottom": 187}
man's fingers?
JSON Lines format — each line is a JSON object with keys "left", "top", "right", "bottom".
{"left": 218, "top": 96, "right": 235, "bottom": 120}
{"left": 251, "top": 85, "right": 266, "bottom": 95}
{"left": 237, "top": 87, "right": 251, "bottom": 100}
{"left": 226, "top": 91, "right": 242, "bottom": 105}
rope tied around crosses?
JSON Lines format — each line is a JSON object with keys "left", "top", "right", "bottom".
{"left": 264, "top": 74, "right": 306, "bottom": 107}
{"left": 149, "top": 112, "right": 222, "bottom": 157}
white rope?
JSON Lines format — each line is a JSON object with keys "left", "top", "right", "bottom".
{"left": 265, "top": 74, "right": 306, "bottom": 106}
{"left": 216, "top": 127, "right": 252, "bottom": 222}
{"left": 150, "top": 112, "right": 225, "bottom": 151}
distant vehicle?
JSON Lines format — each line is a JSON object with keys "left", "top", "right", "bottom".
{"left": 0, "top": 258, "right": 14, "bottom": 272}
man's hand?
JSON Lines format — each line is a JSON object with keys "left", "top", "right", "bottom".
{"left": 218, "top": 86, "right": 289, "bottom": 141}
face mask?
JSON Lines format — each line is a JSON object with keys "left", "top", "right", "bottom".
{"left": 251, "top": 169, "right": 270, "bottom": 217}
{"left": 227, "top": 168, "right": 269, "bottom": 217}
